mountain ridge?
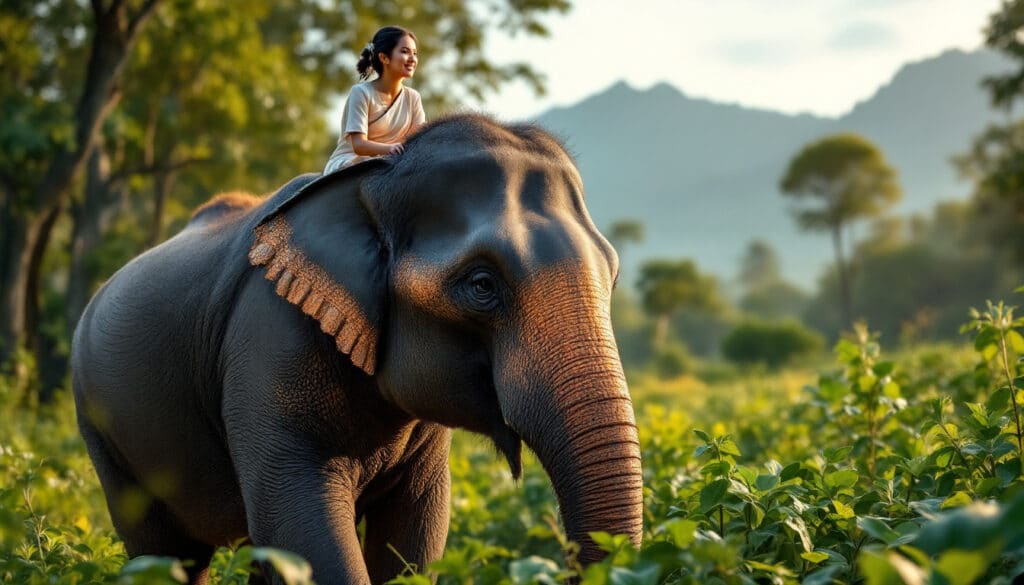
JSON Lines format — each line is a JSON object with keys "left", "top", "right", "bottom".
{"left": 533, "top": 48, "right": 1013, "bottom": 289}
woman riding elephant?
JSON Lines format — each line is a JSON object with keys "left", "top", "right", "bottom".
{"left": 72, "top": 114, "right": 642, "bottom": 584}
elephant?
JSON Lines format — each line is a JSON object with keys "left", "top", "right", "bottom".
{"left": 71, "top": 114, "right": 643, "bottom": 584}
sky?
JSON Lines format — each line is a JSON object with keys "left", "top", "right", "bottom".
{"left": 470, "top": 0, "right": 1002, "bottom": 120}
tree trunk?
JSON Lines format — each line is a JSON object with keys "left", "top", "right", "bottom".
{"left": 0, "top": 204, "right": 29, "bottom": 364}
{"left": 67, "top": 148, "right": 116, "bottom": 336}
{"left": 654, "top": 312, "right": 670, "bottom": 350}
{"left": 146, "top": 170, "right": 176, "bottom": 248}
{"left": 832, "top": 225, "right": 852, "bottom": 330}
{"left": 0, "top": 0, "right": 160, "bottom": 371}
{"left": 26, "top": 203, "right": 65, "bottom": 401}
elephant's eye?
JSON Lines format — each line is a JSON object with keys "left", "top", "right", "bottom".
{"left": 467, "top": 270, "right": 500, "bottom": 310}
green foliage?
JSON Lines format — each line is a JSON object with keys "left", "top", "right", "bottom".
{"left": 636, "top": 259, "right": 723, "bottom": 350}
{"left": 653, "top": 344, "right": 692, "bottom": 380}
{"left": 607, "top": 220, "right": 645, "bottom": 253}
{"left": 955, "top": 0, "right": 1024, "bottom": 270}
{"left": 801, "top": 202, "right": 1006, "bottom": 344}
{"left": 721, "top": 320, "right": 822, "bottom": 368}
{"left": 5, "top": 290, "right": 1024, "bottom": 583}
{"left": 636, "top": 259, "right": 721, "bottom": 319}
{"left": 780, "top": 133, "right": 902, "bottom": 232}
{"left": 780, "top": 132, "right": 902, "bottom": 328}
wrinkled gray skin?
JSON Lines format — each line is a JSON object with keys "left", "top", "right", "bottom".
{"left": 72, "top": 115, "right": 643, "bottom": 584}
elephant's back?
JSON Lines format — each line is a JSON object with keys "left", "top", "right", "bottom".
{"left": 73, "top": 212, "right": 248, "bottom": 397}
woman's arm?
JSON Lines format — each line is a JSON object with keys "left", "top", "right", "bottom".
{"left": 349, "top": 133, "right": 404, "bottom": 156}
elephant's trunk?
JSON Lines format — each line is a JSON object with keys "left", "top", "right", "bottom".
{"left": 496, "top": 264, "right": 643, "bottom": 565}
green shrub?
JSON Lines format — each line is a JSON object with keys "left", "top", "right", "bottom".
{"left": 653, "top": 343, "right": 692, "bottom": 379}
{"left": 721, "top": 319, "right": 823, "bottom": 367}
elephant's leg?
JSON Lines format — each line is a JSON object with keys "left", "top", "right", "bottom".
{"left": 231, "top": 441, "right": 370, "bottom": 584}
{"left": 78, "top": 420, "right": 214, "bottom": 584}
{"left": 362, "top": 440, "right": 451, "bottom": 584}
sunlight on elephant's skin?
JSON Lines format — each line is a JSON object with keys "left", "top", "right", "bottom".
{"left": 71, "top": 114, "right": 642, "bottom": 584}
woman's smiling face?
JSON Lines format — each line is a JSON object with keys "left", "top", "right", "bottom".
{"left": 382, "top": 35, "right": 418, "bottom": 79}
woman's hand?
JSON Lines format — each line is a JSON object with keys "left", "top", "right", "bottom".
{"left": 349, "top": 133, "right": 405, "bottom": 156}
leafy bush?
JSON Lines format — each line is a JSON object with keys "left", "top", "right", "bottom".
{"left": 721, "top": 319, "right": 823, "bottom": 368}
{"left": 3, "top": 289, "right": 1024, "bottom": 584}
{"left": 653, "top": 343, "right": 693, "bottom": 379}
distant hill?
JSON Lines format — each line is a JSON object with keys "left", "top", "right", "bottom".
{"left": 534, "top": 49, "right": 1013, "bottom": 290}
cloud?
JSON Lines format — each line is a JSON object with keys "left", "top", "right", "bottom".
{"left": 829, "top": 21, "right": 899, "bottom": 50}
{"left": 714, "top": 40, "right": 796, "bottom": 66}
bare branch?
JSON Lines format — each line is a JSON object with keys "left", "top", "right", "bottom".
{"left": 127, "top": 0, "right": 161, "bottom": 39}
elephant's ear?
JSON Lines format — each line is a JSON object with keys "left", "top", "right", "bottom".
{"left": 248, "top": 162, "right": 389, "bottom": 375}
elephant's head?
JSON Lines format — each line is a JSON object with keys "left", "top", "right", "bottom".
{"left": 249, "top": 114, "right": 642, "bottom": 563}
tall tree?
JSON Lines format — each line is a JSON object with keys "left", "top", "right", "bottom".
{"left": 2, "top": 0, "right": 572, "bottom": 388}
{"left": 1, "top": 0, "right": 160, "bottom": 367}
{"left": 607, "top": 219, "right": 644, "bottom": 279}
{"left": 636, "top": 259, "right": 721, "bottom": 348}
{"left": 956, "top": 1, "right": 1024, "bottom": 275}
{"left": 737, "top": 240, "right": 780, "bottom": 294}
{"left": 736, "top": 240, "right": 808, "bottom": 321}
{"left": 780, "top": 133, "right": 901, "bottom": 330}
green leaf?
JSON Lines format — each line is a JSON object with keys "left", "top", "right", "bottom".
{"left": 858, "top": 374, "right": 878, "bottom": 391}
{"left": 780, "top": 461, "right": 803, "bottom": 482}
{"left": 803, "top": 565, "right": 844, "bottom": 585}
{"left": 784, "top": 515, "right": 813, "bottom": 552}
{"left": 700, "top": 479, "right": 730, "bottom": 512}
{"left": 746, "top": 559, "right": 794, "bottom": 576}
{"left": 941, "top": 491, "right": 974, "bottom": 510}
{"left": 824, "top": 469, "right": 859, "bottom": 490}
{"left": 873, "top": 361, "right": 895, "bottom": 377}
{"left": 608, "top": 563, "right": 661, "bottom": 585}
{"left": 934, "top": 549, "right": 994, "bottom": 585}
{"left": 975, "top": 326, "right": 1000, "bottom": 352}
{"left": 700, "top": 460, "right": 732, "bottom": 477}
{"left": 590, "top": 532, "right": 634, "bottom": 559}
{"left": 824, "top": 445, "right": 853, "bottom": 463}
{"left": 250, "top": 548, "right": 313, "bottom": 585}
{"left": 933, "top": 446, "right": 956, "bottom": 468}
{"left": 818, "top": 377, "right": 847, "bottom": 402}
{"left": 859, "top": 550, "right": 926, "bottom": 585}
{"left": 965, "top": 402, "right": 990, "bottom": 426}
{"left": 996, "top": 459, "right": 1021, "bottom": 486}
{"left": 718, "top": 438, "right": 742, "bottom": 457}
{"left": 857, "top": 516, "right": 900, "bottom": 545}
{"left": 637, "top": 542, "right": 684, "bottom": 575}
{"left": 509, "top": 556, "right": 562, "bottom": 585}
{"left": 118, "top": 556, "right": 188, "bottom": 584}
{"left": 693, "top": 429, "right": 712, "bottom": 443}
{"left": 832, "top": 499, "right": 856, "bottom": 519}
{"left": 1009, "top": 330, "right": 1024, "bottom": 354}
{"left": 386, "top": 575, "right": 433, "bottom": 585}
{"left": 661, "top": 518, "right": 698, "bottom": 547}
{"left": 913, "top": 500, "right": 1003, "bottom": 554}
{"left": 754, "top": 474, "right": 778, "bottom": 491}
{"left": 987, "top": 386, "right": 1012, "bottom": 412}
{"left": 882, "top": 381, "right": 901, "bottom": 398}
{"left": 801, "top": 551, "right": 830, "bottom": 564}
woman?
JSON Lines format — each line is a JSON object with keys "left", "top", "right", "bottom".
{"left": 323, "top": 26, "right": 426, "bottom": 173}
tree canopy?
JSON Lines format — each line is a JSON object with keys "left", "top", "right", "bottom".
{"left": 780, "top": 132, "right": 901, "bottom": 329}
{"left": 780, "top": 133, "right": 900, "bottom": 232}
{"left": 0, "top": 0, "right": 572, "bottom": 390}
{"left": 636, "top": 259, "right": 721, "bottom": 348}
